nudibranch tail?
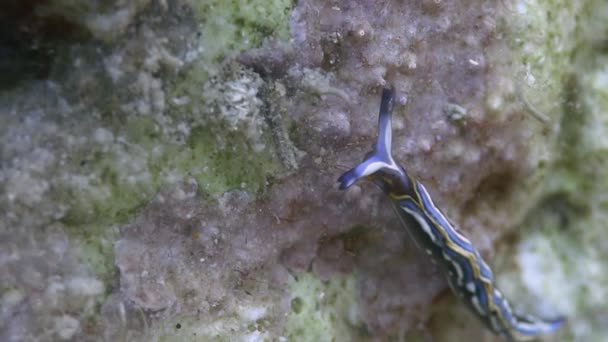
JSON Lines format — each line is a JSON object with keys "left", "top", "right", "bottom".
{"left": 509, "top": 313, "right": 566, "bottom": 340}
{"left": 338, "top": 87, "right": 399, "bottom": 190}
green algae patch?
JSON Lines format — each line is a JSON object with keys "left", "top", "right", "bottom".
{"left": 190, "top": 0, "right": 293, "bottom": 78}
{"left": 67, "top": 223, "right": 119, "bottom": 281}
{"left": 166, "top": 61, "right": 282, "bottom": 195}
{"left": 285, "top": 273, "right": 363, "bottom": 341}
{"left": 57, "top": 121, "right": 158, "bottom": 227}
{"left": 176, "top": 125, "right": 280, "bottom": 194}
{"left": 504, "top": 0, "right": 584, "bottom": 123}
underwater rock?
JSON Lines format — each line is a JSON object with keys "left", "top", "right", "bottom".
{"left": 1, "top": 0, "right": 607, "bottom": 341}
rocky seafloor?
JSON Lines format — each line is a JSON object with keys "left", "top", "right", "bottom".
{"left": 1, "top": 0, "right": 608, "bottom": 341}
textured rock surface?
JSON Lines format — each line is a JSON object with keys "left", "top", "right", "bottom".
{"left": 1, "top": 0, "right": 607, "bottom": 341}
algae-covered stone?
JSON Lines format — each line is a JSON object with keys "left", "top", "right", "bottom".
{"left": 0, "top": 0, "right": 292, "bottom": 340}
{"left": 2, "top": 0, "right": 608, "bottom": 341}
{"left": 285, "top": 273, "right": 362, "bottom": 341}
{"left": 491, "top": 1, "right": 608, "bottom": 342}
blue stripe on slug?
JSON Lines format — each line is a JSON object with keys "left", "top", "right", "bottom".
{"left": 414, "top": 181, "right": 477, "bottom": 256}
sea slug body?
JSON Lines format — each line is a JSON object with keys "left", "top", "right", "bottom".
{"left": 337, "top": 87, "right": 564, "bottom": 341}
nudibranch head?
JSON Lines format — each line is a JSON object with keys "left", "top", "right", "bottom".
{"left": 338, "top": 87, "right": 401, "bottom": 190}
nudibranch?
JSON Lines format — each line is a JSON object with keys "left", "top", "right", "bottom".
{"left": 337, "top": 87, "right": 564, "bottom": 341}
